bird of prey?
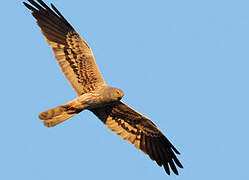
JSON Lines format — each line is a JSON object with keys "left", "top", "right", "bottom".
{"left": 24, "top": 0, "right": 183, "bottom": 175}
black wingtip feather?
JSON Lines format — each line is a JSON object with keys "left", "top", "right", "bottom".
{"left": 27, "top": 0, "right": 45, "bottom": 11}
{"left": 163, "top": 164, "right": 170, "bottom": 175}
{"left": 37, "top": 0, "right": 50, "bottom": 9}
{"left": 50, "top": 3, "right": 73, "bottom": 29}
{"left": 24, "top": 0, "right": 74, "bottom": 38}
{"left": 23, "top": 2, "right": 37, "bottom": 11}
{"left": 171, "top": 145, "right": 181, "bottom": 155}
{"left": 36, "top": 0, "right": 63, "bottom": 23}
{"left": 170, "top": 151, "right": 184, "bottom": 168}
{"left": 168, "top": 158, "right": 179, "bottom": 175}
{"left": 161, "top": 135, "right": 181, "bottom": 155}
{"left": 50, "top": 3, "right": 63, "bottom": 18}
{"left": 150, "top": 139, "right": 162, "bottom": 166}
{"left": 146, "top": 136, "right": 156, "bottom": 161}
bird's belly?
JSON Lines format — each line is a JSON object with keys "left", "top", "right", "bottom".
{"left": 77, "top": 92, "right": 113, "bottom": 109}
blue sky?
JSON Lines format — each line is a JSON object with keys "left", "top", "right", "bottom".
{"left": 1, "top": 0, "right": 248, "bottom": 179}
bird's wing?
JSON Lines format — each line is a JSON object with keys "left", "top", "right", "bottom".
{"left": 24, "top": 0, "right": 105, "bottom": 96}
{"left": 91, "top": 101, "right": 183, "bottom": 175}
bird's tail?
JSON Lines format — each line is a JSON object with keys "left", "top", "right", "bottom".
{"left": 39, "top": 100, "right": 84, "bottom": 127}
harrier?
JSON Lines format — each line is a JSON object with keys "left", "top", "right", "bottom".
{"left": 24, "top": 0, "right": 183, "bottom": 175}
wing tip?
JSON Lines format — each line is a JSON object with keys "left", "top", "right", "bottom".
{"left": 23, "top": 1, "right": 36, "bottom": 11}
{"left": 91, "top": 102, "right": 184, "bottom": 176}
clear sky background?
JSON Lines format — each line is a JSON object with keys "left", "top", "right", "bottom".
{"left": 1, "top": 0, "right": 248, "bottom": 179}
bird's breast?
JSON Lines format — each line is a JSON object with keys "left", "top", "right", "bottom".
{"left": 77, "top": 92, "right": 115, "bottom": 109}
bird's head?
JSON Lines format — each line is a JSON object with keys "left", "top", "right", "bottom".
{"left": 108, "top": 87, "right": 124, "bottom": 101}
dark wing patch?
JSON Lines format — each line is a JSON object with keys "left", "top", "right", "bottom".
{"left": 24, "top": 0, "right": 105, "bottom": 95}
{"left": 91, "top": 101, "right": 183, "bottom": 175}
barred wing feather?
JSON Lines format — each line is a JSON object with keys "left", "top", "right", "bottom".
{"left": 24, "top": 0, "right": 105, "bottom": 96}
{"left": 91, "top": 101, "right": 183, "bottom": 175}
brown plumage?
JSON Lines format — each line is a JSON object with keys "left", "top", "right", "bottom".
{"left": 91, "top": 102, "right": 183, "bottom": 175}
{"left": 24, "top": 0, "right": 104, "bottom": 96}
{"left": 24, "top": 0, "right": 183, "bottom": 175}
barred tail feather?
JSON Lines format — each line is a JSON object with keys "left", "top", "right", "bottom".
{"left": 39, "top": 104, "right": 83, "bottom": 127}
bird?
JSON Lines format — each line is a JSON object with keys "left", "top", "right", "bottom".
{"left": 23, "top": 0, "right": 183, "bottom": 175}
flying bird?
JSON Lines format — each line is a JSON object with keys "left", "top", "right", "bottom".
{"left": 23, "top": 0, "right": 183, "bottom": 175}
